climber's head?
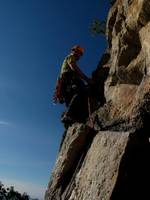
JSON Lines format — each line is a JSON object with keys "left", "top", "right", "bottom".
{"left": 71, "top": 45, "right": 84, "bottom": 58}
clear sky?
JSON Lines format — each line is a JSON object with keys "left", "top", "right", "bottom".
{"left": 0, "top": 0, "right": 109, "bottom": 199}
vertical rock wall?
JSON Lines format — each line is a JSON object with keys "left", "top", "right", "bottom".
{"left": 45, "top": 0, "right": 150, "bottom": 199}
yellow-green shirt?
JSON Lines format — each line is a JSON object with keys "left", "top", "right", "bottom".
{"left": 60, "top": 54, "right": 77, "bottom": 74}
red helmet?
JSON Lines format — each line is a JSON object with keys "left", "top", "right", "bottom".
{"left": 71, "top": 45, "right": 84, "bottom": 55}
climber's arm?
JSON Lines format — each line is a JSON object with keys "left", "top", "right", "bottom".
{"left": 68, "top": 61, "right": 91, "bottom": 84}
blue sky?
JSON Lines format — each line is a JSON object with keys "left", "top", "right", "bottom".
{"left": 0, "top": 0, "right": 109, "bottom": 199}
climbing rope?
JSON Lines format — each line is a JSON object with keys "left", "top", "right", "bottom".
{"left": 88, "top": 96, "right": 94, "bottom": 128}
{"left": 63, "top": 152, "right": 85, "bottom": 199}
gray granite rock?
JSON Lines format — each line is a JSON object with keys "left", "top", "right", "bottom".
{"left": 45, "top": 1, "right": 150, "bottom": 199}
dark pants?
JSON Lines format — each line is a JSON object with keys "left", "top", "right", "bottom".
{"left": 61, "top": 72, "right": 88, "bottom": 122}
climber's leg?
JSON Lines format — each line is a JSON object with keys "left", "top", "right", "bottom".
{"left": 61, "top": 89, "right": 88, "bottom": 124}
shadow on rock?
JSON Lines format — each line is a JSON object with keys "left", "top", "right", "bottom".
{"left": 111, "top": 131, "right": 150, "bottom": 200}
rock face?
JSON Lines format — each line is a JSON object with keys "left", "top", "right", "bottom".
{"left": 45, "top": 0, "right": 150, "bottom": 199}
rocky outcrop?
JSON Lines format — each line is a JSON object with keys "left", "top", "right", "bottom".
{"left": 45, "top": 0, "right": 150, "bottom": 199}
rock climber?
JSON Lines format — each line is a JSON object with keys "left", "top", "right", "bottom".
{"left": 53, "top": 45, "right": 92, "bottom": 124}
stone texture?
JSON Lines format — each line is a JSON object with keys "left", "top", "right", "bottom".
{"left": 102, "top": 0, "right": 150, "bottom": 123}
{"left": 68, "top": 131, "right": 130, "bottom": 200}
{"left": 45, "top": 0, "right": 150, "bottom": 199}
{"left": 45, "top": 123, "right": 91, "bottom": 200}
{"left": 139, "top": 22, "right": 150, "bottom": 75}
{"left": 126, "top": 0, "right": 150, "bottom": 29}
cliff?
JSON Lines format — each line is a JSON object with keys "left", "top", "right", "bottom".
{"left": 45, "top": 0, "right": 150, "bottom": 199}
